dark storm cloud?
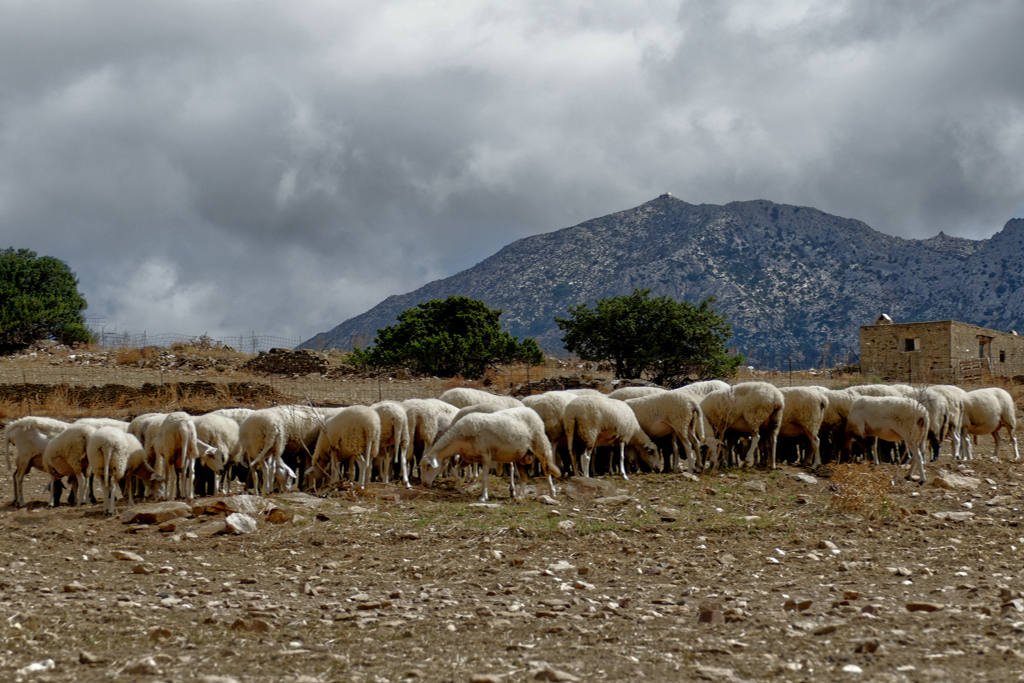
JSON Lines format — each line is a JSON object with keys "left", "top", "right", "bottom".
{"left": 1, "top": 1, "right": 1021, "bottom": 341}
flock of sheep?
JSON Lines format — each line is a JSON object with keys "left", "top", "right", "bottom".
{"left": 3, "top": 380, "right": 1020, "bottom": 513}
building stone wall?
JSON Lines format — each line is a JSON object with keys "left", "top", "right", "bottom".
{"left": 860, "top": 319, "right": 1024, "bottom": 383}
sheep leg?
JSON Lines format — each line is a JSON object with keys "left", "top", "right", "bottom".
{"left": 508, "top": 460, "right": 517, "bottom": 500}
{"left": 580, "top": 447, "right": 592, "bottom": 479}
{"left": 743, "top": 433, "right": 761, "bottom": 468}
{"left": 618, "top": 442, "right": 629, "bottom": 480}
{"left": 479, "top": 451, "right": 492, "bottom": 503}
{"left": 992, "top": 430, "right": 1002, "bottom": 461}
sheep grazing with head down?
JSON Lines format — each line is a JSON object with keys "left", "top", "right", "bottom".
{"left": 42, "top": 419, "right": 129, "bottom": 506}
{"left": 5, "top": 416, "right": 70, "bottom": 508}
{"left": 563, "top": 396, "right": 662, "bottom": 479}
{"left": 240, "top": 405, "right": 342, "bottom": 495}
{"left": 700, "top": 383, "right": 785, "bottom": 469}
{"left": 624, "top": 391, "right": 703, "bottom": 473}
{"left": 777, "top": 386, "right": 829, "bottom": 468}
{"left": 192, "top": 413, "right": 242, "bottom": 494}
{"left": 522, "top": 391, "right": 578, "bottom": 472}
{"left": 86, "top": 427, "right": 145, "bottom": 516}
{"left": 439, "top": 387, "right": 522, "bottom": 410}
{"left": 420, "top": 407, "right": 559, "bottom": 502}
{"left": 675, "top": 380, "right": 730, "bottom": 398}
{"left": 152, "top": 412, "right": 218, "bottom": 500}
{"left": 607, "top": 386, "right": 666, "bottom": 401}
{"left": 310, "top": 405, "right": 381, "bottom": 489}
{"left": 843, "top": 395, "right": 929, "bottom": 482}
{"left": 960, "top": 387, "right": 1020, "bottom": 461}
{"left": 401, "top": 399, "right": 459, "bottom": 483}
{"left": 372, "top": 401, "right": 410, "bottom": 486}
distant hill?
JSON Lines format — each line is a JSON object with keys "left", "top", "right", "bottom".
{"left": 299, "top": 195, "right": 1024, "bottom": 362}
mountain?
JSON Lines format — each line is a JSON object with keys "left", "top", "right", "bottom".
{"left": 299, "top": 195, "right": 1024, "bottom": 363}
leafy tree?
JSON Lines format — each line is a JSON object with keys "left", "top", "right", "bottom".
{"left": 555, "top": 288, "right": 742, "bottom": 385}
{"left": 0, "top": 248, "right": 91, "bottom": 354}
{"left": 351, "top": 295, "right": 544, "bottom": 379}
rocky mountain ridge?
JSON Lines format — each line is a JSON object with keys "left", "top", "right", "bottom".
{"left": 300, "top": 195, "right": 1024, "bottom": 361}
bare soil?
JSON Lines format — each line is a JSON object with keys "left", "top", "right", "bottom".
{"left": 2, "top": 357, "right": 1024, "bottom": 682}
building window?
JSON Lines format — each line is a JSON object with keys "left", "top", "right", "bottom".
{"left": 904, "top": 338, "right": 919, "bottom": 352}
{"left": 979, "top": 337, "right": 992, "bottom": 358}
{"left": 1000, "top": 350, "right": 1006, "bottom": 363}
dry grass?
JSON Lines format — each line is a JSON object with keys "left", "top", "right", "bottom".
{"left": 827, "top": 462, "right": 902, "bottom": 519}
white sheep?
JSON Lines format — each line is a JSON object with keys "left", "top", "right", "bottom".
{"left": 438, "top": 387, "right": 522, "bottom": 410}
{"left": 372, "top": 401, "right": 410, "bottom": 486}
{"left": 420, "top": 407, "right": 559, "bottom": 502}
{"left": 700, "top": 383, "right": 785, "bottom": 469}
{"left": 625, "top": 391, "right": 704, "bottom": 473}
{"left": 777, "top": 386, "right": 829, "bottom": 468}
{"left": 42, "top": 419, "right": 129, "bottom": 506}
{"left": 4, "top": 416, "right": 70, "bottom": 507}
{"left": 240, "top": 405, "right": 342, "bottom": 495}
{"left": 402, "top": 398, "right": 459, "bottom": 481}
{"left": 563, "top": 396, "right": 662, "bottom": 479}
{"left": 192, "top": 413, "right": 242, "bottom": 494}
{"left": 676, "top": 380, "right": 730, "bottom": 397}
{"left": 607, "top": 386, "right": 667, "bottom": 401}
{"left": 563, "top": 388, "right": 603, "bottom": 396}
{"left": 817, "top": 388, "right": 861, "bottom": 463}
{"left": 310, "top": 405, "right": 381, "bottom": 488}
{"left": 960, "top": 387, "right": 1020, "bottom": 461}
{"left": 152, "top": 412, "right": 211, "bottom": 500}
{"left": 207, "top": 407, "right": 256, "bottom": 426}
{"left": 86, "top": 427, "right": 145, "bottom": 515}
{"left": 843, "top": 395, "right": 929, "bottom": 482}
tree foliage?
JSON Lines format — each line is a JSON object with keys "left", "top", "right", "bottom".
{"left": 350, "top": 295, "right": 544, "bottom": 379}
{"left": 555, "top": 288, "right": 742, "bottom": 385}
{"left": 0, "top": 248, "right": 91, "bottom": 354}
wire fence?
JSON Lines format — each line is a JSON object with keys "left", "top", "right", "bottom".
{"left": 91, "top": 331, "right": 300, "bottom": 355}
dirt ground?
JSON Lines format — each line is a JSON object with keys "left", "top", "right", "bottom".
{"left": 2, "top": 360, "right": 1024, "bottom": 682}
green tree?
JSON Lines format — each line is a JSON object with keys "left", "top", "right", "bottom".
{"left": 0, "top": 248, "right": 91, "bottom": 354}
{"left": 555, "top": 288, "right": 742, "bottom": 384}
{"left": 351, "top": 295, "right": 544, "bottom": 379}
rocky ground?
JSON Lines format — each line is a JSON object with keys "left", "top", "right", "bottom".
{"left": 2, "top": 350, "right": 1024, "bottom": 682}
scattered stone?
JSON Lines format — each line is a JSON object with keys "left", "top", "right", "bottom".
{"left": 251, "top": 618, "right": 273, "bottom": 632}
{"left": 84, "top": 546, "right": 114, "bottom": 561}
{"left": 266, "top": 508, "right": 295, "bottom": 524}
{"left": 198, "top": 676, "right": 241, "bottom": 683}
{"left": 225, "top": 512, "right": 258, "bottom": 535}
{"left": 813, "top": 624, "right": 838, "bottom": 636}
{"left": 931, "top": 473, "right": 981, "bottom": 491}
{"left": 841, "top": 664, "right": 863, "bottom": 674}
{"left": 854, "top": 640, "right": 879, "bottom": 653}
{"left": 121, "top": 502, "right": 192, "bottom": 525}
{"left": 191, "top": 494, "right": 277, "bottom": 516}
{"left": 655, "top": 505, "right": 680, "bottom": 521}
{"left": 150, "top": 627, "right": 173, "bottom": 640}
{"left": 595, "top": 494, "right": 634, "bottom": 506}
{"left": 556, "top": 520, "right": 576, "bottom": 534}
{"left": 79, "top": 650, "right": 106, "bottom": 664}
{"left": 861, "top": 604, "right": 884, "bottom": 615}
{"left": 132, "top": 562, "right": 157, "bottom": 574}
{"left": 532, "top": 667, "right": 580, "bottom": 682}
{"left": 469, "top": 503, "right": 501, "bottom": 509}
{"left": 111, "top": 550, "right": 144, "bottom": 562}
{"left": 63, "top": 581, "right": 88, "bottom": 593}
{"left": 698, "top": 603, "right": 725, "bottom": 625}
{"left": 818, "top": 540, "right": 840, "bottom": 554}
{"left": 783, "top": 599, "right": 813, "bottom": 611}
{"left": 906, "top": 602, "right": 945, "bottom": 612}
{"left": 537, "top": 495, "right": 558, "bottom": 506}
{"left": 843, "top": 591, "right": 861, "bottom": 600}
{"left": 931, "top": 511, "right": 975, "bottom": 522}
{"left": 122, "top": 656, "right": 161, "bottom": 676}
{"left": 469, "top": 675, "right": 504, "bottom": 683}
{"left": 792, "top": 473, "right": 818, "bottom": 485}
{"left": 15, "top": 659, "right": 55, "bottom": 677}
{"left": 743, "top": 480, "right": 766, "bottom": 493}
{"left": 200, "top": 520, "right": 228, "bottom": 536}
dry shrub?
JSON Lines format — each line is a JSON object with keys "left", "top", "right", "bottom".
{"left": 827, "top": 462, "right": 901, "bottom": 519}
{"left": 115, "top": 347, "right": 143, "bottom": 365}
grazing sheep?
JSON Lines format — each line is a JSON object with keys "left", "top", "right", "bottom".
{"left": 128, "top": 412, "right": 166, "bottom": 449}
{"left": 777, "top": 386, "right": 829, "bottom": 468}
{"left": 42, "top": 419, "right": 128, "bottom": 506}
{"left": 5, "top": 416, "right": 70, "bottom": 507}
{"left": 86, "top": 427, "right": 144, "bottom": 516}
{"left": 923, "top": 385, "right": 966, "bottom": 460}
{"left": 843, "top": 396, "right": 929, "bottom": 482}
{"left": 372, "top": 401, "right": 411, "bottom": 487}
{"left": 563, "top": 388, "right": 603, "bottom": 396}
{"left": 817, "top": 388, "right": 861, "bottom": 463}
{"left": 625, "top": 391, "right": 704, "bottom": 473}
{"left": 310, "top": 406, "right": 381, "bottom": 488}
{"left": 193, "top": 413, "right": 242, "bottom": 494}
{"left": 960, "top": 387, "right": 1020, "bottom": 461}
{"left": 438, "top": 387, "right": 522, "bottom": 410}
{"left": 402, "top": 399, "right": 460, "bottom": 480}
{"left": 563, "top": 396, "right": 661, "bottom": 479}
{"left": 846, "top": 384, "right": 909, "bottom": 398}
{"left": 522, "top": 391, "right": 578, "bottom": 472}
{"left": 675, "top": 380, "right": 730, "bottom": 397}
{"left": 420, "top": 407, "right": 559, "bottom": 502}
{"left": 701, "top": 383, "right": 785, "bottom": 470}
{"left": 239, "top": 405, "right": 342, "bottom": 495}
{"left": 207, "top": 408, "right": 256, "bottom": 426}
{"left": 152, "top": 412, "right": 213, "bottom": 500}
{"left": 608, "top": 386, "right": 666, "bottom": 401}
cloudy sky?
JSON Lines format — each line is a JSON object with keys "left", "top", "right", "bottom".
{"left": 3, "top": 0, "right": 1023, "bottom": 344}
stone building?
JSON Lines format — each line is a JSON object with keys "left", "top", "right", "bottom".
{"left": 860, "top": 316, "right": 1024, "bottom": 383}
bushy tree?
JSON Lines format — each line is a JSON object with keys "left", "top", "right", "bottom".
{"left": 0, "top": 248, "right": 91, "bottom": 354}
{"left": 351, "top": 295, "right": 543, "bottom": 379}
{"left": 555, "top": 288, "right": 742, "bottom": 384}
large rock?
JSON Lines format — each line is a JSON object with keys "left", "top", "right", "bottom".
{"left": 931, "top": 473, "right": 981, "bottom": 491}
{"left": 563, "top": 476, "right": 627, "bottom": 500}
{"left": 121, "top": 502, "right": 193, "bottom": 525}
{"left": 225, "top": 513, "right": 258, "bottom": 535}
{"left": 191, "top": 495, "right": 277, "bottom": 517}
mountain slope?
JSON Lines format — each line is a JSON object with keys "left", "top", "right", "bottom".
{"left": 300, "top": 195, "right": 1020, "bottom": 360}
